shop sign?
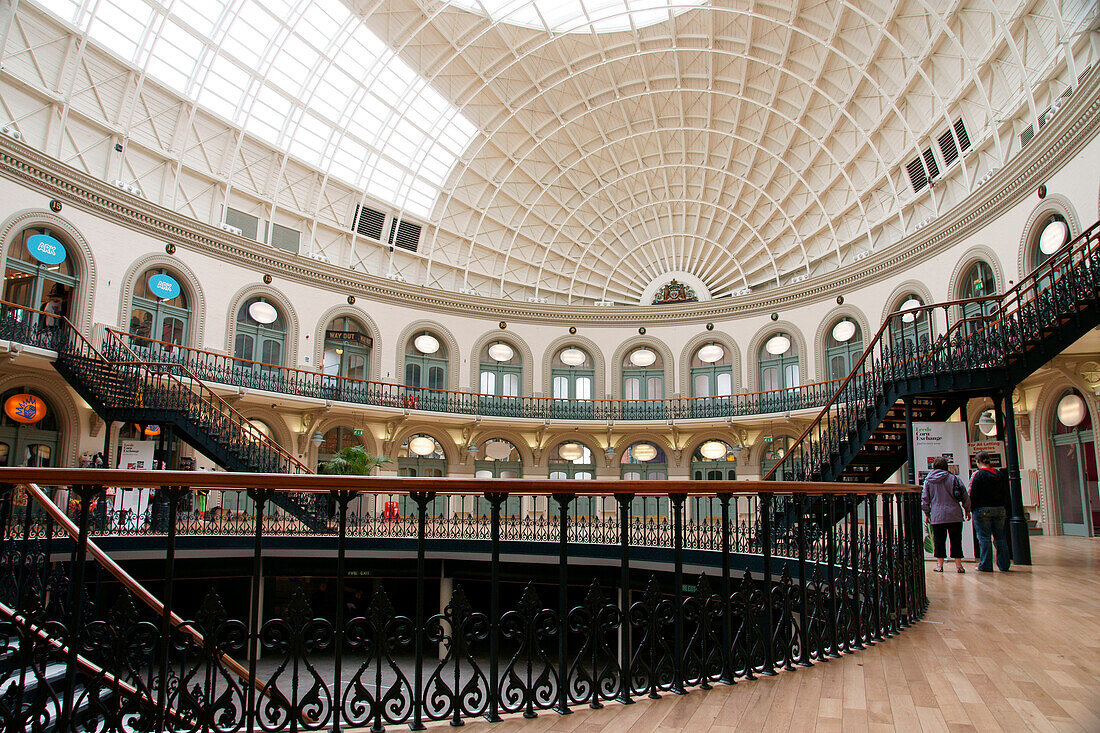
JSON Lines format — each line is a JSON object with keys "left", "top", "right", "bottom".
{"left": 144, "top": 424, "right": 162, "bottom": 437}
{"left": 26, "top": 234, "right": 67, "bottom": 266}
{"left": 4, "top": 393, "right": 46, "bottom": 424}
{"left": 147, "top": 273, "right": 181, "bottom": 300}
{"left": 325, "top": 330, "right": 372, "bottom": 348}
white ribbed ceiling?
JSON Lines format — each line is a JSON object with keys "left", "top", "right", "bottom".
{"left": 7, "top": 0, "right": 1098, "bottom": 304}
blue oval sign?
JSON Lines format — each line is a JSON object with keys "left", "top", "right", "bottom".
{"left": 26, "top": 235, "right": 66, "bottom": 266}
{"left": 147, "top": 273, "right": 181, "bottom": 300}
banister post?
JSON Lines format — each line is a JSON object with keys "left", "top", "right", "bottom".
{"left": 616, "top": 493, "right": 635, "bottom": 704}
{"left": 1001, "top": 393, "right": 1032, "bottom": 565}
{"left": 155, "top": 485, "right": 185, "bottom": 733}
{"left": 553, "top": 492, "right": 574, "bottom": 715}
{"left": 485, "top": 490, "right": 506, "bottom": 723}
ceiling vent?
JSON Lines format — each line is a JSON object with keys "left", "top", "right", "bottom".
{"left": 387, "top": 218, "right": 421, "bottom": 253}
{"left": 1020, "top": 124, "right": 1035, "bottom": 148}
{"left": 353, "top": 204, "right": 386, "bottom": 241}
{"left": 906, "top": 146, "right": 939, "bottom": 193}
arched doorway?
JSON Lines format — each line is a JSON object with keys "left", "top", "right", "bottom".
{"left": 0, "top": 388, "right": 61, "bottom": 467}
{"left": 3, "top": 227, "right": 79, "bottom": 347}
{"left": 129, "top": 267, "right": 191, "bottom": 353}
{"left": 621, "top": 441, "right": 668, "bottom": 521}
{"left": 1050, "top": 390, "right": 1098, "bottom": 536}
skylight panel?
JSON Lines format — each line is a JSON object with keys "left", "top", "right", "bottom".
{"left": 34, "top": 0, "right": 479, "bottom": 221}
{"left": 446, "top": 0, "right": 699, "bottom": 32}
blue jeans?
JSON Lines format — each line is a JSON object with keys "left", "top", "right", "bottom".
{"left": 973, "top": 506, "right": 1011, "bottom": 571}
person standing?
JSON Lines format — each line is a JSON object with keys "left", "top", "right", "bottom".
{"left": 921, "top": 457, "right": 972, "bottom": 573}
{"left": 968, "top": 451, "right": 1011, "bottom": 572}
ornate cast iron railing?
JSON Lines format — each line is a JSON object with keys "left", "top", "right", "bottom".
{"left": 0, "top": 468, "right": 927, "bottom": 732}
{"left": 765, "top": 216, "right": 1100, "bottom": 483}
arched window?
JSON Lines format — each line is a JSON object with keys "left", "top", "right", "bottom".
{"left": 473, "top": 438, "right": 522, "bottom": 517}
{"left": 760, "top": 435, "right": 794, "bottom": 480}
{"left": 3, "top": 227, "right": 79, "bottom": 343}
{"left": 234, "top": 296, "right": 287, "bottom": 369}
{"left": 404, "top": 331, "right": 447, "bottom": 392}
{"left": 130, "top": 268, "right": 190, "bottom": 352}
{"left": 322, "top": 316, "right": 371, "bottom": 381}
{"left": 825, "top": 318, "right": 863, "bottom": 381}
{"left": 479, "top": 341, "right": 522, "bottom": 397}
{"left": 0, "top": 388, "right": 60, "bottom": 467}
{"left": 548, "top": 441, "right": 598, "bottom": 519}
{"left": 621, "top": 442, "right": 668, "bottom": 520}
{"left": 395, "top": 433, "right": 447, "bottom": 517}
{"left": 690, "top": 439, "right": 738, "bottom": 522}
{"left": 1050, "top": 390, "right": 1098, "bottom": 536}
{"left": 888, "top": 294, "right": 930, "bottom": 352}
{"left": 1032, "top": 213, "right": 1070, "bottom": 269}
{"left": 551, "top": 346, "right": 595, "bottom": 418}
{"left": 759, "top": 333, "right": 799, "bottom": 391}
{"left": 622, "top": 347, "right": 663, "bottom": 400}
{"left": 690, "top": 342, "right": 734, "bottom": 398}
{"left": 959, "top": 261, "right": 997, "bottom": 329}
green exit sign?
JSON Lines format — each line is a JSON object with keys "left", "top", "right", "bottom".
{"left": 352, "top": 428, "right": 364, "bottom": 436}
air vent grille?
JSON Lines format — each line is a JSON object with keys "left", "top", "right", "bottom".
{"left": 388, "top": 218, "right": 421, "bottom": 253}
{"left": 906, "top": 157, "right": 927, "bottom": 192}
{"left": 953, "top": 118, "right": 971, "bottom": 152}
{"left": 922, "top": 147, "right": 940, "bottom": 180}
{"left": 938, "top": 129, "right": 959, "bottom": 167}
{"left": 353, "top": 204, "right": 386, "bottom": 241}
{"left": 1020, "top": 125, "right": 1035, "bottom": 148}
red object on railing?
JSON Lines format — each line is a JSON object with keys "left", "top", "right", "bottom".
{"left": 383, "top": 501, "right": 399, "bottom": 519}
{"left": 403, "top": 395, "right": 418, "bottom": 409}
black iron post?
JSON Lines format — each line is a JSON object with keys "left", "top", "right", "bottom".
{"left": 670, "top": 492, "right": 686, "bottom": 693}
{"left": 554, "top": 493, "right": 574, "bottom": 715}
{"left": 616, "top": 493, "right": 634, "bottom": 704}
{"left": 869, "top": 493, "right": 881, "bottom": 642}
{"left": 485, "top": 491, "right": 506, "bottom": 723}
{"left": 1002, "top": 392, "right": 1032, "bottom": 565}
{"left": 760, "top": 492, "right": 776, "bottom": 675}
{"left": 904, "top": 399, "right": 916, "bottom": 485}
{"left": 155, "top": 486, "right": 184, "bottom": 733}
{"left": 410, "top": 491, "right": 434, "bottom": 732}
{"left": 795, "top": 493, "right": 811, "bottom": 667}
{"left": 824, "top": 494, "right": 839, "bottom": 658}
{"left": 245, "top": 487, "right": 271, "bottom": 733}
{"left": 58, "top": 484, "right": 97, "bottom": 732}
{"left": 331, "top": 490, "right": 353, "bottom": 733}
{"left": 882, "top": 492, "right": 897, "bottom": 636}
{"left": 719, "top": 493, "right": 735, "bottom": 682}
{"left": 849, "top": 495, "right": 864, "bottom": 650}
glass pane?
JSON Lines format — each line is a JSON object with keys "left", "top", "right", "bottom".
{"left": 500, "top": 469, "right": 519, "bottom": 479}
{"left": 322, "top": 349, "right": 340, "bottom": 376}
{"left": 23, "top": 444, "right": 51, "bottom": 467}
{"left": 405, "top": 362, "right": 421, "bottom": 387}
{"left": 553, "top": 376, "right": 568, "bottom": 399}
{"left": 549, "top": 470, "right": 567, "bottom": 480}
{"left": 346, "top": 354, "right": 366, "bottom": 380}
{"left": 716, "top": 371, "right": 732, "bottom": 396}
{"left": 575, "top": 471, "right": 593, "bottom": 480}
{"left": 762, "top": 366, "right": 778, "bottom": 391}
{"left": 694, "top": 373, "right": 710, "bottom": 397}
{"left": 480, "top": 371, "right": 495, "bottom": 395}
{"left": 130, "top": 309, "right": 153, "bottom": 338}
{"left": 502, "top": 373, "right": 519, "bottom": 397}
{"left": 262, "top": 339, "right": 282, "bottom": 366}
{"left": 1055, "top": 444, "right": 1084, "bottom": 525}
{"left": 474, "top": 469, "right": 493, "bottom": 479}
{"left": 624, "top": 377, "right": 640, "bottom": 400}
{"left": 784, "top": 364, "right": 800, "bottom": 388}
{"left": 647, "top": 377, "right": 663, "bottom": 399}
{"left": 0, "top": 443, "right": 8, "bottom": 467}
{"left": 830, "top": 355, "right": 847, "bottom": 381}
{"left": 162, "top": 317, "right": 185, "bottom": 345}
{"left": 576, "top": 377, "right": 591, "bottom": 400}
{"left": 428, "top": 366, "right": 444, "bottom": 390}
{"left": 234, "top": 333, "right": 254, "bottom": 360}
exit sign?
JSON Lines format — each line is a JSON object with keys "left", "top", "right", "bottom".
{"left": 352, "top": 428, "right": 364, "bottom": 436}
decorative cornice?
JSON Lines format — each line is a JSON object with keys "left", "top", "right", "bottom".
{"left": 0, "top": 67, "right": 1097, "bottom": 325}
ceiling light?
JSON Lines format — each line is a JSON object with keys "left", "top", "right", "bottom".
{"left": 487, "top": 343, "right": 514, "bottom": 362}
{"left": 977, "top": 409, "right": 997, "bottom": 437}
{"left": 629, "top": 348, "right": 657, "bottom": 367}
{"left": 1039, "top": 219, "right": 1069, "bottom": 255}
{"left": 832, "top": 319, "right": 857, "bottom": 343}
{"left": 414, "top": 334, "right": 439, "bottom": 354}
{"left": 900, "top": 298, "right": 923, "bottom": 323}
{"left": 1057, "top": 394, "right": 1086, "bottom": 427}
{"left": 560, "top": 347, "right": 586, "bottom": 366}
{"left": 765, "top": 335, "right": 791, "bottom": 356}
{"left": 699, "top": 441, "right": 727, "bottom": 460}
{"left": 409, "top": 436, "right": 436, "bottom": 456}
{"left": 632, "top": 443, "right": 657, "bottom": 462}
{"left": 697, "top": 343, "right": 724, "bottom": 363}
{"left": 558, "top": 442, "right": 584, "bottom": 461}
{"left": 248, "top": 301, "right": 278, "bottom": 324}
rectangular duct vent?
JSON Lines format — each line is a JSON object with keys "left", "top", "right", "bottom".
{"left": 353, "top": 204, "right": 386, "bottom": 241}
{"left": 388, "top": 218, "right": 421, "bottom": 253}
{"left": 906, "top": 146, "right": 939, "bottom": 193}
{"left": 225, "top": 207, "right": 260, "bottom": 241}
{"left": 938, "top": 128, "right": 959, "bottom": 167}
{"left": 953, "top": 118, "right": 971, "bottom": 152}
{"left": 1020, "top": 124, "right": 1035, "bottom": 148}
{"left": 269, "top": 223, "right": 300, "bottom": 255}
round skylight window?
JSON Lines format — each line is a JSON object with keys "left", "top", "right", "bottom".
{"left": 697, "top": 344, "right": 724, "bottom": 363}
{"left": 414, "top": 334, "right": 440, "bottom": 354}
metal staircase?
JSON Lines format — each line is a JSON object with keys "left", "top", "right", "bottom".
{"left": 48, "top": 319, "right": 325, "bottom": 530}
{"left": 765, "top": 217, "right": 1100, "bottom": 529}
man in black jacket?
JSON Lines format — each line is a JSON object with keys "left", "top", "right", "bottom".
{"left": 969, "top": 452, "right": 1011, "bottom": 572}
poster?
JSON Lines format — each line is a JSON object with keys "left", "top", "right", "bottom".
{"left": 913, "top": 422, "right": 975, "bottom": 559}
{"left": 114, "top": 440, "right": 156, "bottom": 528}
{"left": 967, "top": 440, "right": 1006, "bottom": 473}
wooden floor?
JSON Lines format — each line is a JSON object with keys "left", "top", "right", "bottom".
{"left": 432, "top": 536, "right": 1100, "bottom": 733}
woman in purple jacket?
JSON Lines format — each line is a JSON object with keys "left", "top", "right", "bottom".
{"left": 921, "top": 457, "right": 972, "bottom": 573}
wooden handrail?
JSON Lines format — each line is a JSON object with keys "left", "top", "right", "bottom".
{"left": 0, "top": 467, "right": 918, "bottom": 495}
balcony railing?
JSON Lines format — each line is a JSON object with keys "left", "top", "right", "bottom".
{"left": 0, "top": 468, "right": 926, "bottom": 732}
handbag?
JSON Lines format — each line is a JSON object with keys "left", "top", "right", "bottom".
{"left": 951, "top": 475, "right": 966, "bottom": 503}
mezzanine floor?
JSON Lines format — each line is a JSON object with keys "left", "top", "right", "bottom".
{"left": 409, "top": 536, "right": 1100, "bottom": 733}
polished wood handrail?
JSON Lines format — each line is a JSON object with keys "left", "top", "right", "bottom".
{"left": 0, "top": 467, "right": 918, "bottom": 495}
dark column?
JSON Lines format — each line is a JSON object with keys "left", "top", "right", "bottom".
{"left": 1002, "top": 393, "right": 1032, "bottom": 565}
{"left": 904, "top": 399, "right": 916, "bottom": 484}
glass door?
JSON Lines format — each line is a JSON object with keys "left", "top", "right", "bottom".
{"left": 1052, "top": 430, "right": 1098, "bottom": 536}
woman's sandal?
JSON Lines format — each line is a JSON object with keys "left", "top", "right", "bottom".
{"left": 933, "top": 566, "right": 944, "bottom": 572}
{"left": 957, "top": 567, "right": 965, "bottom": 573}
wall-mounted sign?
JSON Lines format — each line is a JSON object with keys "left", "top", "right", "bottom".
{"left": 26, "top": 235, "right": 67, "bottom": 266}
{"left": 144, "top": 424, "right": 162, "bottom": 437}
{"left": 147, "top": 273, "right": 181, "bottom": 300}
{"left": 325, "top": 330, "right": 373, "bottom": 348}
{"left": 3, "top": 393, "right": 46, "bottom": 424}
